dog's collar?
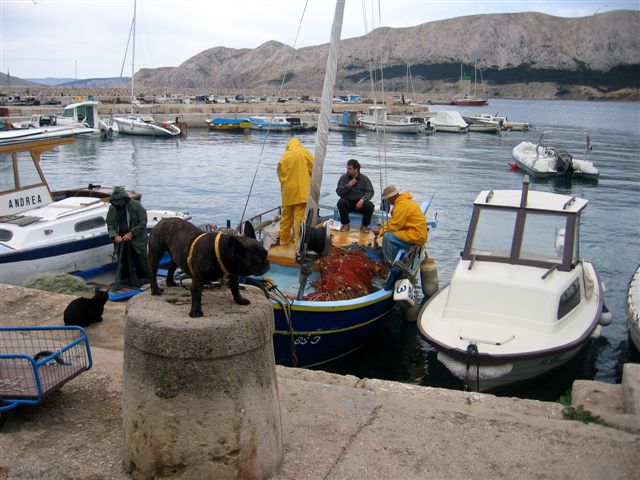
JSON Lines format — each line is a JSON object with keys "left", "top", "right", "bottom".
{"left": 187, "top": 233, "right": 208, "bottom": 277}
{"left": 214, "top": 233, "right": 231, "bottom": 277}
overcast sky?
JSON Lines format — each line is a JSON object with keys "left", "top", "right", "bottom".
{"left": 1, "top": 0, "right": 637, "bottom": 79}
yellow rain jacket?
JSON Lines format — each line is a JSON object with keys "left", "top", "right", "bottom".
{"left": 277, "top": 138, "right": 314, "bottom": 206}
{"left": 378, "top": 192, "right": 428, "bottom": 245}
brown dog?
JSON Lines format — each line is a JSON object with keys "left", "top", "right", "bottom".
{"left": 148, "top": 218, "right": 270, "bottom": 317}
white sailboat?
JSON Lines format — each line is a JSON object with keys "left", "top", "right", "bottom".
{"left": 112, "top": 0, "right": 181, "bottom": 138}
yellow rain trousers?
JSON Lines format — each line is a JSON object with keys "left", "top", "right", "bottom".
{"left": 277, "top": 137, "right": 314, "bottom": 245}
{"left": 378, "top": 192, "right": 428, "bottom": 245}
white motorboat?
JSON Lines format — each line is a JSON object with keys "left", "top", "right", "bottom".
{"left": 0, "top": 134, "right": 190, "bottom": 286}
{"left": 247, "top": 116, "right": 301, "bottom": 132}
{"left": 627, "top": 266, "right": 640, "bottom": 352}
{"left": 418, "top": 178, "right": 610, "bottom": 392}
{"left": 112, "top": 115, "right": 181, "bottom": 137}
{"left": 431, "top": 111, "right": 468, "bottom": 133}
{"left": 471, "top": 114, "right": 532, "bottom": 131}
{"left": 358, "top": 106, "right": 424, "bottom": 134}
{"left": 463, "top": 116, "right": 500, "bottom": 134}
{"left": 512, "top": 134, "right": 599, "bottom": 180}
{"left": 57, "top": 100, "right": 116, "bottom": 139}
{"left": 19, "top": 100, "right": 115, "bottom": 140}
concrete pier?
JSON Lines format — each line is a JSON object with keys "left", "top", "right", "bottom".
{"left": 1, "top": 284, "right": 639, "bottom": 479}
{"left": 122, "top": 287, "right": 282, "bottom": 479}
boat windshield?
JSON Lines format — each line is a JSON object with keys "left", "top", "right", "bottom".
{"left": 520, "top": 212, "right": 566, "bottom": 264}
{"left": 469, "top": 207, "right": 568, "bottom": 265}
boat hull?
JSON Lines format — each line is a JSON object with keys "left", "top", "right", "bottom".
{"left": 272, "top": 289, "right": 395, "bottom": 367}
{"left": 112, "top": 118, "right": 180, "bottom": 137}
{"left": 627, "top": 267, "right": 640, "bottom": 352}
{"left": 359, "top": 121, "right": 423, "bottom": 133}
{"left": 0, "top": 209, "right": 189, "bottom": 286}
{"left": 451, "top": 99, "right": 488, "bottom": 106}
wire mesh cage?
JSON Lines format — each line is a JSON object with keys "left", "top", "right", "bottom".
{"left": 0, "top": 326, "right": 92, "bottom": 412}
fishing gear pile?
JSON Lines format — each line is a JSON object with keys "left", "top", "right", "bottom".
{"left": 305, "top": 246, "right": 388, "bottom": 301}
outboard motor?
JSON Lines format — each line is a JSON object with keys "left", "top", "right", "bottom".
{"left": 556, "top": 151, "right": 574, "bottom": 175}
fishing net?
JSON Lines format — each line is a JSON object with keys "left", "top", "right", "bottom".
{"left": 305, "top": 246, "right": 388, "bottom": 301}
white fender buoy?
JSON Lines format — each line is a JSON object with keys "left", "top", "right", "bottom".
{"left": 420, "top": 257, "right": 439, "bottom": 299}
{"left": 599, "top": 304, "right": 613, "bottom": 326}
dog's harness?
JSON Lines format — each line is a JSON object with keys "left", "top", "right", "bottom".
{"left": 186, "top": 232, "right": 230, "bottom": 278}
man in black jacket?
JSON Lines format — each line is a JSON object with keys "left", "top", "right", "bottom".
{"left": 335, "top": 159, "right": 375, "bottom": 233}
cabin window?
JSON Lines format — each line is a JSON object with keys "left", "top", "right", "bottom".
{"left": 0, "top": 229, "right": 12, "bottom": 242}
{"left": 74, "top": 216, "right": 105, "bottom": 232}
{"left": 469, "top": 208, "right": 516, "bottom": 258}
{"left": 557, "top": 278, "right": 581, "bottom": 319}
{"left": 16, "top": 151, "right": 44, "bottom": 188}
{"left": 519, "top": 213, "right": 567, "bottom": 264}
{"left": 0, "top": 154, "right": 16, "bottom": 192}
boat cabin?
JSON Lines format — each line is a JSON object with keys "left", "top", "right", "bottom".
{"left": 461, "top": 180, "right": 587, "bottom": 273}
{"left": 60, "top": 100, "right": 102, "bottom": 130}
{"left": 0, "top": 138, "right": 72, "bottom": 217}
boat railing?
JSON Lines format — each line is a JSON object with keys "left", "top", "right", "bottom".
{"left": 55, "top": 200, "right": 105, "bottom": 219}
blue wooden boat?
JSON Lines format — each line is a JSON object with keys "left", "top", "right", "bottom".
{"left": 243, "top": 201, "right": 436, "bottom": 368}
{"left": 205, "top": 118, "right": 251, "bottom": 131}
{"left": 236, "top": 1, "right": 435, "bottom": 368}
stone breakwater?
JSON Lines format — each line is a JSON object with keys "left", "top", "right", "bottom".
{"left": 1, "top": 283, "right": 639, "bottom": 480}
{"left": 2, "top": 102, "right": 429, "bottom": 129}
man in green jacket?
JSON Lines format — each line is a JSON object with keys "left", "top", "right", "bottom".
{"left": 106, "top": 186, "right": 150, "bottom": 286}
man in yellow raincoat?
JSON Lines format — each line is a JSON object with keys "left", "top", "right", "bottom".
{"left": 277, "top": 137, "right": 314, "bottom": 246}
{"left": 372, "top": 185, "right": 427, "bottom": 263}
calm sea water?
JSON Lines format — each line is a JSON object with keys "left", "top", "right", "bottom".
{"left": 41, "top": 99, "right": 640, "bottom": 399}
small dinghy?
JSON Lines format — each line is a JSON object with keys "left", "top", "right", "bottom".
{"left": 512, "top": 133, "right": 599, "bottom": 180}
{"left": 417, "top": 177, "right": 611, "bottom": 392}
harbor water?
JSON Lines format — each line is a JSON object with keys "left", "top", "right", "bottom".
{"left": 40, "top": 98, "right": 640, "bottom": 399}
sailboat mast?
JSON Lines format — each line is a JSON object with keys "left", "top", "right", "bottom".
{"left": 305, "top": 0, "right": 345, "bottom": 223}
{"left": 130, "top": 0, "right": 137, "bottom": 113}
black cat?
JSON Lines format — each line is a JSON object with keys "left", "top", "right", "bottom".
{"left": 63, "top": 287, "right": 109, "bottom": 327}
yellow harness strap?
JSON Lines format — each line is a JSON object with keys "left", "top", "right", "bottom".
{"left": 187, "top": 233, "right": 208, "bottom": 277}
{"left": 215, "top": 233, "right": 231, "bottom": 276}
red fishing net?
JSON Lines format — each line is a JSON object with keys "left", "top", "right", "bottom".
{"left": 304, "top": 246, "right": 388, "bottom": 301}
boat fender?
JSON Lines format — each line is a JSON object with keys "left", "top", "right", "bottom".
{"left": 599, "top": 304, "right": 613, "bottom": 326}
{"left": 394, "top": 278, "right": 416, "bottom": 309}
{"left": 509, "top": 162, "right": 519, "bottom": 171}
{"left": 420, "top": 257, "right": 439, "bottom": 299}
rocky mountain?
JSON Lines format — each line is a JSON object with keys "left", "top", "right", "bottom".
{"left": 26, "top": 77, "right": 130, "bottom": 88}
{"left": 135, "top": 10, "right": 639, "bottom": 96}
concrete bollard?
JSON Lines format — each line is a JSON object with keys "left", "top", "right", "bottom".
{"left": 122, "top": 286, "right": 282, "bottom": 479}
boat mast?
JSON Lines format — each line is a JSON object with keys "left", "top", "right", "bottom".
{"left": 305, "top": 0, "right": 344, "bottom": 223}
{"left": 295, "top": 0, "right": 344, "bottom": 299}
{"left": 130, "top": 0, "right": 136, "bottom": 113}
